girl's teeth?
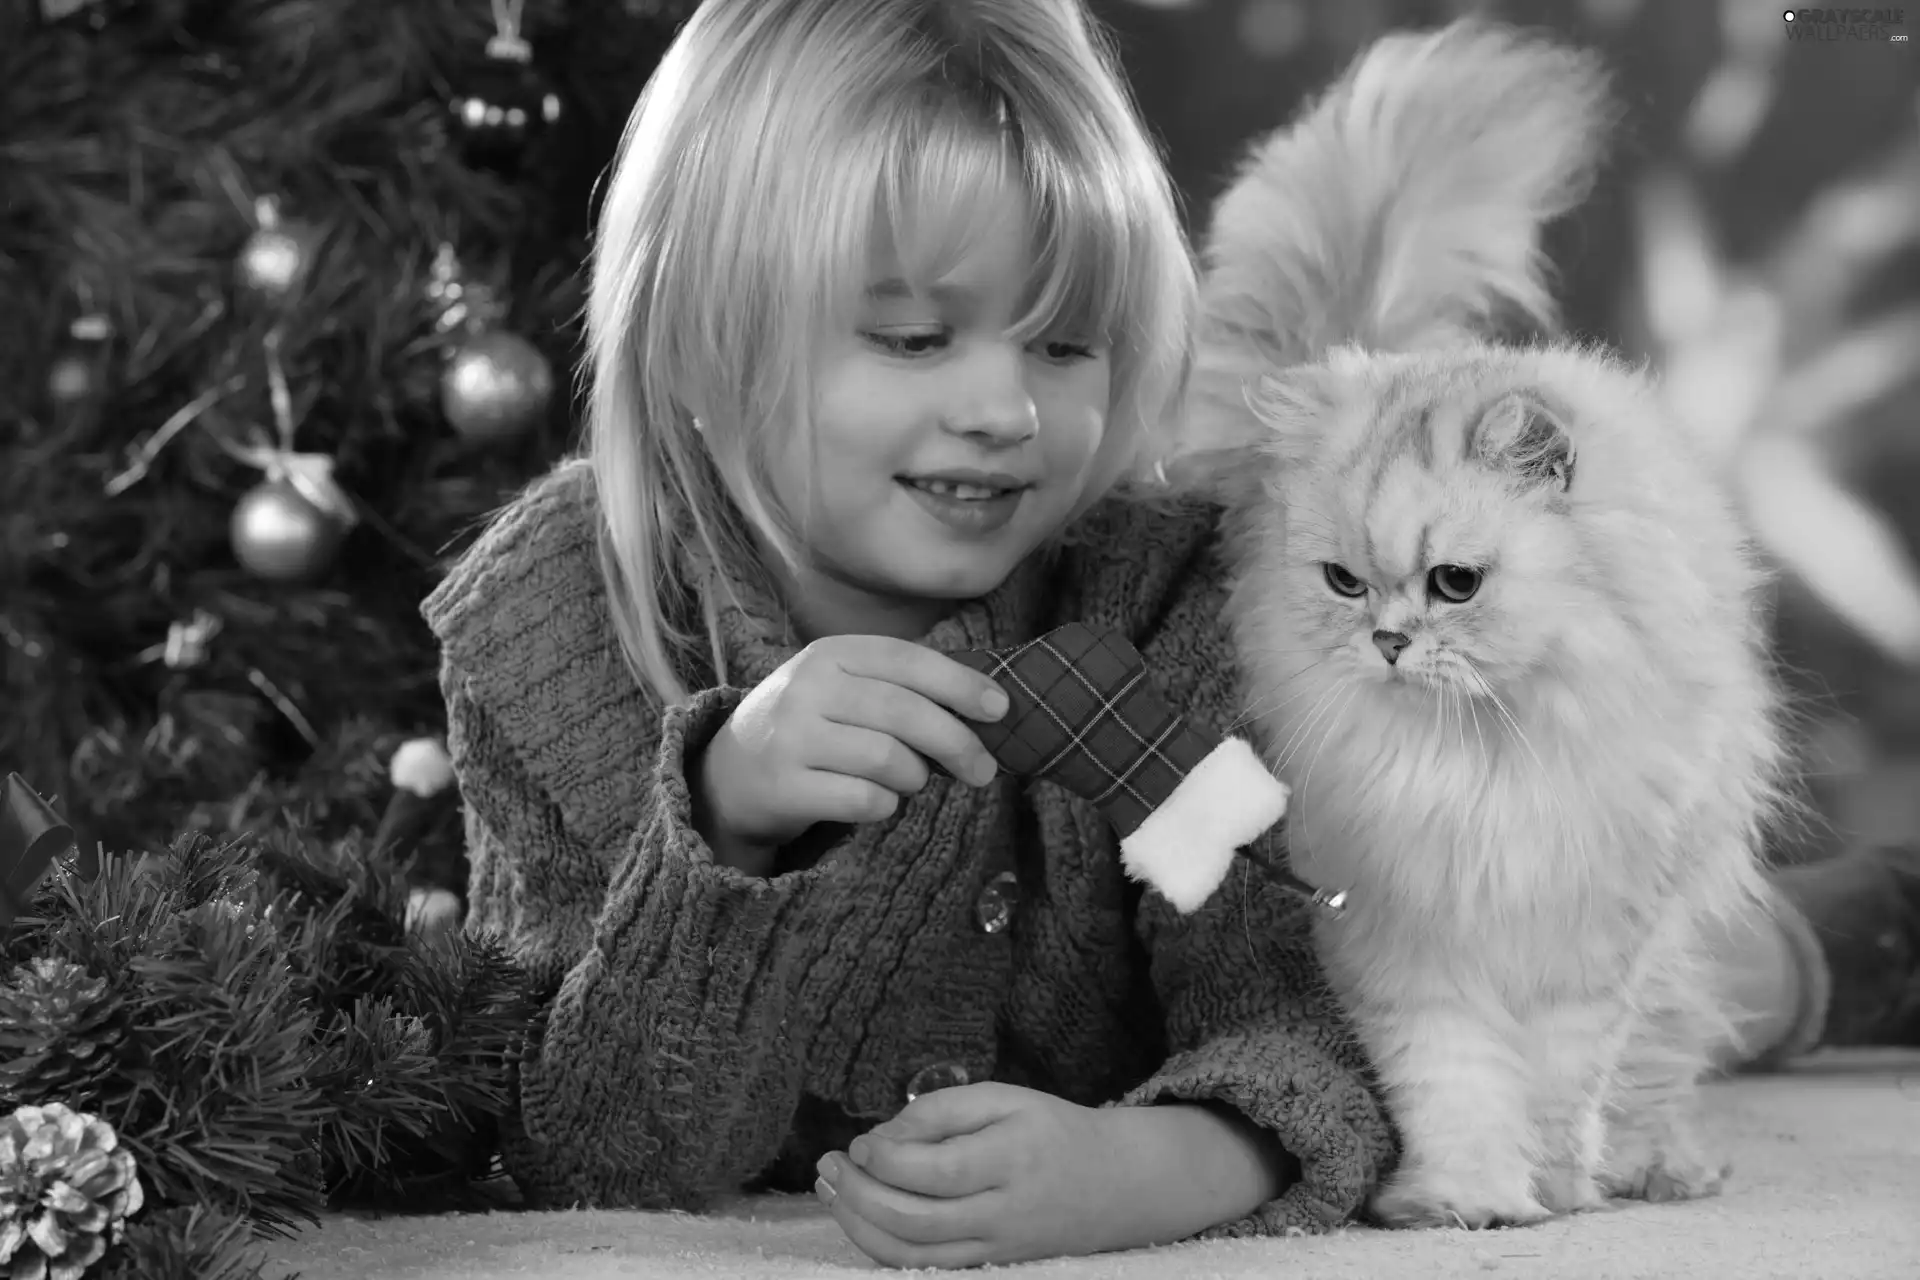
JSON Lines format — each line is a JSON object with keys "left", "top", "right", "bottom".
{"left": 916, "top": 479, "right": 1004, "bottom": 500}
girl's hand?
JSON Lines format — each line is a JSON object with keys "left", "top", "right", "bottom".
{"left": 812, "top": 1082, "right": 1133, "bottom": 1269}
{"left": 694, "top": 635, "right": 1010, "bottom": 874}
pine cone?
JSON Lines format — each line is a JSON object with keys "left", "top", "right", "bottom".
{"left": 0, "top": 960, "right": 127, "bottom": 1111}
{"left": 0, "top": 1103, "right": 145, "bottom": 1280}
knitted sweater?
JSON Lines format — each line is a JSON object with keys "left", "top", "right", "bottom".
{"left": 421, "top": 465, "right": 1396, "bottom": 1235}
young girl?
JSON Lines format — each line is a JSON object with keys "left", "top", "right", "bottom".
{"left": 422, "top": 0, "right": 1393, "bottom": 1268}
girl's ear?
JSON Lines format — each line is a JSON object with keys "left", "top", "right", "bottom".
{"left": 1138, "top": 358, "right": 1341, "bottom": 502}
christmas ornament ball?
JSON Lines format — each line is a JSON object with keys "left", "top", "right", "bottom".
{"left": 441, "top": 331, "right": 554, "bottom": 445}
{"left": 231, "top": 479, "right": 345, "bottom": 582}
{"left": 47, "top": 352, "right": 96, "bottom": 403}
{"left": 237, "top": 223, "right": 312, "bottom": 300}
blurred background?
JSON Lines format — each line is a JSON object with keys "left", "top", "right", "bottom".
{"left": 3, "top": 0, "right": 1917, "bottom": 878}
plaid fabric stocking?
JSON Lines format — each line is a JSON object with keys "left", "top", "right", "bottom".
{"left": 953, "top": 623, "right": 1345, "bottom": 916}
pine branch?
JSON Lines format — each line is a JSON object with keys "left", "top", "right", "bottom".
{"left": 3, "top": 830, "right": 531, "bottom": 1233}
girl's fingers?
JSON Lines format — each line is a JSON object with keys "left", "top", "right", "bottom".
{"left": 822, "top": 1185, "right": 995, "bottom": 1270}
{"left": 827, "top": 635, "right": 1010, "bottom": 724}
{"left": 818, "top": 1153, "right": 1001, "bottom": 1248}
{"left": 881, "top": 1081, "right": 1026, "bottom": 1139}
{"left": 828, "top": 676, "right": 997, "bottom": 787}
{"left": 789, "top": 768, "right": 901, "bottom": 826}
{"left": 807, "top": 722, "right": 931, "bottom": 797}
{"left": 847, "top": 1125, "right": 1006, "bottom": 1198}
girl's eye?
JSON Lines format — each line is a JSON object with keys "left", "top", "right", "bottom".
{"left": 866, "top": 329, "right": 949, "bottom": 357}
{"left": 1038, "top": 339, "right": 1098, "bottom": 362}
{"left": 1429, "top": 564, "right": 1483, "bottom": 602}
{"left": 1322, "top": 563, "right": 1367, "bottom": 597}
{"left": 865, "top": 332, "right": 1100, "bottom": 361}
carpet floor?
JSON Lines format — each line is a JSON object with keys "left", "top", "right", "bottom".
{"left": 268, "top": 1048, "right": 1920, "bottom": 1279}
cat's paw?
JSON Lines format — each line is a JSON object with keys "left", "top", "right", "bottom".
{"left": 1534, "top": 1162, "right": 1607, "bottom": 1215}
{"left": 1370, "top": 1170, "right": 1552, "bottom": 1230}
{"left": 1603, "top": 1069, "right": 1728, "bottom": 1204}
{"left": 1589, "top": 1151, "right": 1728, "bottom": 1212}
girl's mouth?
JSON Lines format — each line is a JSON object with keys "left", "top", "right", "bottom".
{"left": 901, "top": 477, "right": 1022, "bottom": 500}
{"left": 897, "top": 476, "right": 1031, "bottom": 535}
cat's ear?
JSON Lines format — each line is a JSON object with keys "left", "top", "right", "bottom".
{"left": 1137, "top": 361, "right": 1339, "bottom": 500}
{"left": 1471, "top": 392, "right": 1576, "bottom": 493}
{"left": 1248, "top": 363, "right": 1343, "bottom": 428}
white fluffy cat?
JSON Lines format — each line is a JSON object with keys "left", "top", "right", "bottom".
{"left": 1154, "top": 22, "right": 1790, "bottom": 1227}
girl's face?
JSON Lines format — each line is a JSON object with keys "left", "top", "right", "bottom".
{"left": 768, "top": 193, "right": 1112, "bottom": 639}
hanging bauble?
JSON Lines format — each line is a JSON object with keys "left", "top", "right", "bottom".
{"left": 447, "top": 32, "right": 565, "bottom": 172}
{"left": 47, "top": 313, "right": 113, "bottom": 406}
{"left": 441, "top": 330, "right": 554, "bottom": 445}
{"left": 230, "top": 463, "right": 354, "bottom": 584}
{"left": 236, "top": 196, "right": 318, "bottom": 303}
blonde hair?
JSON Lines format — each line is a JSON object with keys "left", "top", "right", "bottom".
{"left": 583, "top": 0, "right": 1196, "bottom": 705}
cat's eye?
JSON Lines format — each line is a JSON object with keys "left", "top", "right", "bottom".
{"left": 1323, "top": 563, "right": 1367, "bottom": 597}
{"left": 1429, "top": 565, "right": 1483, "bottom": 602}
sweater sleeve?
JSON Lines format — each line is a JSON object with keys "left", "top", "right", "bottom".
{"left": 446, "top": 667, "right": 831, "bottom": 1209}
{"left": 1077, "top": 499, "right": 1398, "bottom": 1234}
{"left": 1118, "top": 862, "right": 1397, "bottom": 1234}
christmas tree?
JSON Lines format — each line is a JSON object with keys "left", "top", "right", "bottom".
{"left": 0, "top": 0, "right": 687, "bottom": 861}
{"left": 1, "top": 2, "right": 692, "bottom": 1274}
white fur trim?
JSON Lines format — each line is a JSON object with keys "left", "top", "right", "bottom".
{"left": 1119, "top": 736, "right": 1291, "bottom": 913}
{"left": 406, "top": 887, "right": 463, "bottom": 936}
{"left": 391, "top": 737, "right": 454, "bottom": 795}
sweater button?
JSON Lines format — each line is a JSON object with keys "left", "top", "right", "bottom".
{"left": 973, "top": 870, "right": 1021, "bottom": 934}
{"left": 904, "top": 1060, "right": 970, "bottom": 1104}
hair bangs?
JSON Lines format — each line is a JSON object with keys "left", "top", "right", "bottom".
{"left": 862, "top": 95, "right": 1024, "bottom": 301}
{"left": 1007, "top": 142, "right": 1136, "bottom": 349}
{"left": 839, "top": 95, "right": 1140, "bottom": 355}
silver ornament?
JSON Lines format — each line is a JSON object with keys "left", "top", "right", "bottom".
{"left": 230, "top": 479, "right": 345, "bottom": 582}
{"left": 441, "top": 330, "right": 554, "bottom": 445}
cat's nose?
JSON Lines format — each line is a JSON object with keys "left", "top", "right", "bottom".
{"left": 1372, "top": 629, "right": 1411, "bottom": 664}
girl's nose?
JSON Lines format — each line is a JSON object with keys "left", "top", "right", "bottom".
{"left": 945, "top": 348, "right": 1039, "bottom": 444}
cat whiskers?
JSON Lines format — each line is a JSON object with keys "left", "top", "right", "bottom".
{"left": 1444, "top": 682, "right": 1469, "bottom": 771}
{"left": 1271, "top": 675, "right": 1355, "bottom": 777}
{"left": 1294, "top": 679, "right": 1363, "bottom": 850}
{"left": 1432, "top": 661, "right": 1493, "bottom": 771}
{"left": 1465, "top": 681, "right": 1491, "bottom": 769}
{"left": 1231, "top": 652, "right": 1346, "bottom": 733}
{"left": 1461, "top": 658, "right": 1573, "bottom": 833}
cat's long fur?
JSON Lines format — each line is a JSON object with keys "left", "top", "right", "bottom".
{"left": 1161, "top": 21, "right": 1789, "bottom": 1227}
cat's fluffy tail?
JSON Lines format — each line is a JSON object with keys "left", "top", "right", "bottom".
{"left": 1187, "top": 20, "right": 1614, "bottom": 405}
